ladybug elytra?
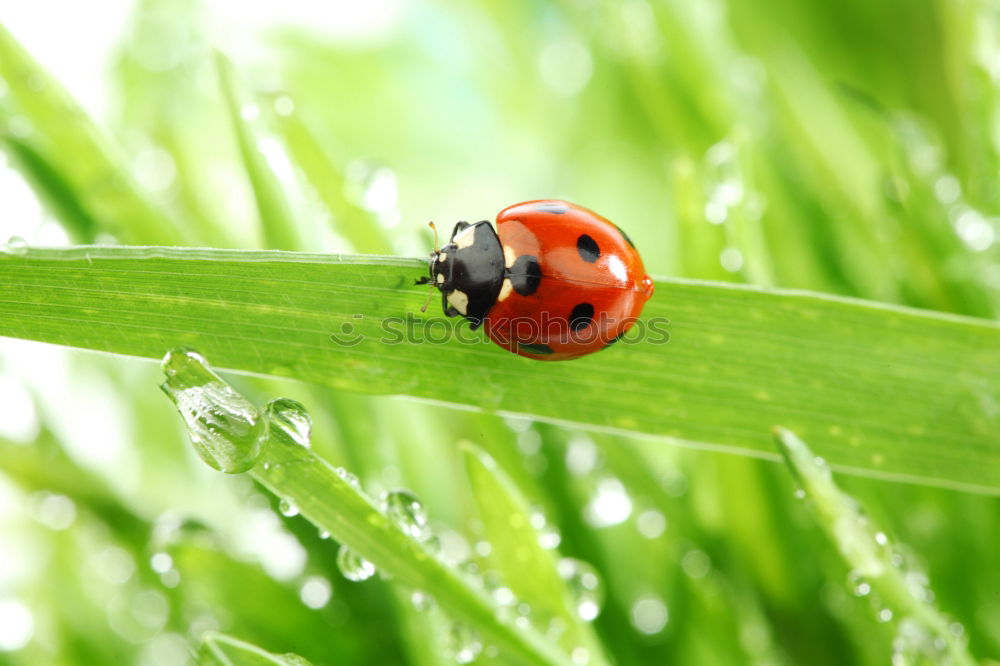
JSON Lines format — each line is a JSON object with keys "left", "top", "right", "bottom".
{"left": 419, "top": 200, "right": 654, "bottom": 361}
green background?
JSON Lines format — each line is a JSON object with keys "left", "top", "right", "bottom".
{"left": 1, "top": 0, "right": 999, "bottom": 664}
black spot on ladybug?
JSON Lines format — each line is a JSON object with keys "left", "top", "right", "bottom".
{"left": 519, "top": 342, "right": 555, "bottom": 355}
{"left": 569, "top": 303, "right": 595, "bottom": 331}
{"left": 509, "top": 255, "right": 542, "bottom": 295}
{"left": 604, "top": 330, "right": 628, "bottom": 348}
{"left": 614, "top": 224, "right": 636, "bottom": 248}
{"left": 577, "top": 234, "right": 600, "bottom": 263}
{"left": 534, "top": 202, "right": 569, "bottom": 214}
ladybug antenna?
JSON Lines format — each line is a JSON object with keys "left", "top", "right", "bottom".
{"left": 428, "top": 221, "right": 440, "bottom": 253}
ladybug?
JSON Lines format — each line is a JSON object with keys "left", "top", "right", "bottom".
{"left": 418, "top": 200, "right": 654, "bottom": 361}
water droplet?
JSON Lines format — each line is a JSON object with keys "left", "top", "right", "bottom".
{"left": 317, "top": 529, "right": 330, "bottom": 540}
{"left": 793, "top": 488, "right": 807, "bottom": 500}
{"left": 335, "top": 467, "right": 360, "bottom": 487}
{"left": 160, "top": 569, "right": 181, "bottom": 588}
{"left": 299, "top": 576, "right": 331, "bottom": 609}
{"left": 705, "top": 200, "right": 728, "bottom": 224}
{"left": 31, "top": 492, "right": 76, "bottom": 530}
{"left": 934, "top": 174, "right": 961, "bottom": 204}
{"left": 636, "top": 509, "right": 666, "bottom": 539}
{"left": 537, "top": 37, "right": 593, "bottom": 97}
{"left": 150, "top": 552, "right": 173, "bottom": 574}
{"left": 458, "top": 559, "right": 480, "bottom": 578}
{"left": 681, "top": 549, "right": 711, "bottom": 579}
{"left": 954, "top": 208, "right": 995, "bottom": 251}
{"left": 1, "top": 236, "right": 28, "bottom": 256}
{"left": 557, "top": 558, "right": 604, "bottom": 621}
{"left": 381, "top": 489, "right": 428, "bottom": 539}
{"left": 583, "top": 477, "right": 632, "bottom": 527}
{"left": 537, "top": 524, "right": 561, "bottom": 549}
{"left": 264, "top": 398, "right": 312, "bottom": 448}
{"left": 878, "top": 608, "right": 894, "bottom": 622}
{"left": 336, "top": 545, "right": 375, "bottom": 582}
{"left": 565, "top": 435, "right": 598, "bottom": 476}
{"left": 410, "top": 590, "right": 436, "bottom": 612}
{"left": 241, "top": 103, "right": 260, "bottom": 122}
{"left": 630, "top": 596, "right": 669, "bottom": 634}
{"left": 132, "top": 146, "right": 177, "bottom": 192}
{"left": 422, "top": 535, "right": 442, "bottom": 555}
{"left": 492, "top": 586, "right": 516, "bottom": 607}
{"left": 848, "top": 570, "right": 872, "bottom": 597}
{"left": 547, "top": 617, "right": 567, "bottom": 641}
{"left": 279, "top": 498, "right": 299, "bottom": 517}
{"left": 159, "top": 348, "right": 266, "bottom": 473}
{"left": 448, "top": 623, "right": 482, "bottom": 664}
{"left": 0, "top": 598, "right": 34, "bottom": 651}
{"left": 720, "top": 247, "right": 744, "bottom": 273}
{"left": 528, "top": 508, "right": 547, "bottom": 530}
{"left": 274, "top": 95, "right": 295, "bottom": 116}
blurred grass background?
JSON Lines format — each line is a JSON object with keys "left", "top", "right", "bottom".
{"left": 1, "top": 0, "right": 999, "bottom": 664}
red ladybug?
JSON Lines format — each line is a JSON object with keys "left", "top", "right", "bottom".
{"left": 419, "top": 200, "right": 654, "bottom": 361}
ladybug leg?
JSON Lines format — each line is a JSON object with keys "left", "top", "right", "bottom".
{"left": 414, "top": 276, "right": 431, "bottom": 285}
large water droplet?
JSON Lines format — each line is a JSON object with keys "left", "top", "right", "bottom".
{"left": 558, "top": 558, "right": 604, "bottom": 621}
{"left": 159, "top": 348, "right": 265, "bottom": 473}
{"left": 448, "top": 623, "right": 482, "bottom": 664}
{"left": 336, "top": 545, "right": 376, "bottom": 582}
{"left": 382, "top": 489, "right": 428, "bottom": 539}
{"left": 265, "top": 398, "right": 312, "bottom": 448}
{"left": 1, "top": 236, "right": 28, "bottom": 256}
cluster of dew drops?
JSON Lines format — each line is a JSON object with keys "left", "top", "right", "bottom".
{"left": 160, "top": 348, "right": 613, "bottom": 663}
{"left": 261, "top": 394, "right": 606, "bottom": 664}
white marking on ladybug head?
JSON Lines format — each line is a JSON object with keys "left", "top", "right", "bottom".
{"left": 447, "top": 289, "right": 469, "bottom": 315}
{"left": 503, "top": 244, "right": 516, "bottom": 268}
{"left": 436, "top": 273, "right": 445, "bottom": 284}
{"left": 497, "top": 277, "right": 513, "bottom": 302}
{"left": 438, "top": 252, "right": 447, "bottom": 262}
{"left": 452, "top": 225, "right": 477, "bottom": 249}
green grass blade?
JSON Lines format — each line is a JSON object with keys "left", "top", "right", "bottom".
{"left": 773, "top": 427, "right": 977, "bottom": 665}
{"left": 462, "top": 444, "right": 610, "bottom": 665}
{"left": 252, "top": 425, "right": 569, "bottom": 666}
{"left": 198, "top": 632, "right": 313, "bottom": 666}
{"left": 275, "top": 112, "right": 391, "bottom": 254}
{"left": 0, "top": 245, "right": 998, "bottom": 493}
{"left": 215, "top": 53, "right": 301, "bottom": 251}
{"left": 0, "top": 134, "right": 99, "bottom": 242}
{"left": 160, "top": 350, "right": 572, "bottom": 666}
{"left": 0, "top": 24, "right": 184, "bottom": 245}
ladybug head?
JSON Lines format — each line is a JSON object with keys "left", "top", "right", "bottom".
{"left": 417, "top": 220, "right": 505, "bottom": 329}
